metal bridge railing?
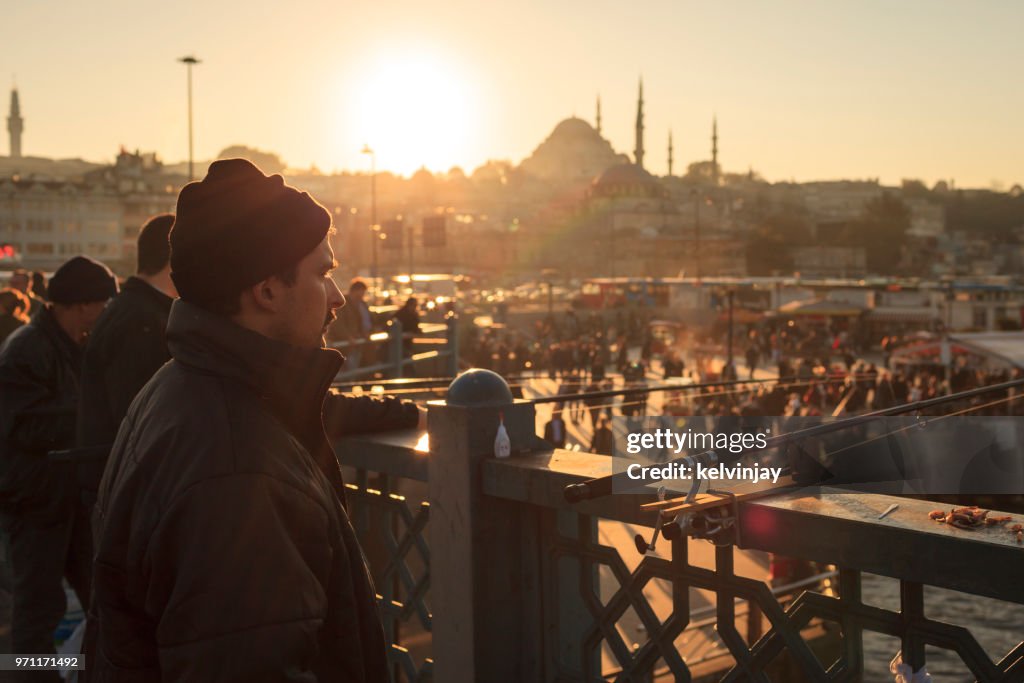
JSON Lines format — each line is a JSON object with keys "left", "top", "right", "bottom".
{"left": 338, "top": 431, "right": 433, "bottom": 682}
{"left": 335, "top": 371, "right": 1024, "bottom": 682}
{"left": 331, "top": 314, "right": 458, "bottom": 382}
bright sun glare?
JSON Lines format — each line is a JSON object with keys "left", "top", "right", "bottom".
{"left": 347, "top": 53, "right": 476, "bottom": 177}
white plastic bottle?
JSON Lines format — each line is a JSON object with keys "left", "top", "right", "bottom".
{"left": 494, "top": 412, "right": 511, "bottom": 459}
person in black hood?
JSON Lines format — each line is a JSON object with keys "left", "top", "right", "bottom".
{"left": 0, "top": 254, "right": 117, "bottom": 674}
{"left": 87, "top": 159, "right": 417, "bottom": 682}
{"left": 77, "top": 214, "right": 177, "bottom": 460}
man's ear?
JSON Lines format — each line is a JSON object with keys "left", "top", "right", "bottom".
{"left": 247, "top": 277, "right": 279, "bottom": 313}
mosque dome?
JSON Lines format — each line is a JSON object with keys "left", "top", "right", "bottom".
{"left": 519, "top": 116, "right": 628, "bottom": 184}
{"left": 591, "top": 163, "right": 667, "bottom": 198}
{"left": 549, "top": 117, "right": 602, "bottom": 141}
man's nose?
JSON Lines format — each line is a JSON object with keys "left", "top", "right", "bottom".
{"left": 330, "top": 279, "right": 346, "bottom": 311}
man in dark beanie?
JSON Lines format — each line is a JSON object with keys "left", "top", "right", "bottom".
{"left": 0, "top": 254, "right": 116, "bottom": 675}
{"left": 88, "top": 159, "right": 419, "bottom": 682}
{"left": 78, "top": 214, "right": 176, "bottom": 457}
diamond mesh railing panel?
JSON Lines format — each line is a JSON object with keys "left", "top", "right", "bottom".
{"left": 346, "top": 476, "right": 433, "bottom": 682}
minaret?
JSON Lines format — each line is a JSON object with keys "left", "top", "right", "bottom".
{"left": 634, "top": 79, "right": 645, "bottom": 168}
{"left": 667, "top": 130, "right": 674, "bottom": 177}
{"left": 711, "top": 115, "right": 719, "bottom": 185}
{"left": 7, "top": 88, "right": 23, "bottom": 159}
{"left": 596, "top": 95, "right": 602, "bottom": 136}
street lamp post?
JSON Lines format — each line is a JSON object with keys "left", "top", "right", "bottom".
{"left": 178, "top": 56, "right": 201, "bottom": 181}
{"left": 727, "top": 288, "right": 735, "bottom": 368}
{"left": 605, "top": 208, "right": 615, "bottom": 278}
{"left": 691, "top": 189, "right": 701, "bottom": 284}
{"left": 541, "top": 268, "right": 557, "bottom": 319}
{"left": 408, "top": 214, "right": 415, "bottom": 281}
{"left": 361, "top": 145, "right": 378, "bottom": 290}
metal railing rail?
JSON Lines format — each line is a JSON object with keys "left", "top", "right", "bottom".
{"left": 331, "top": 315, "right": 458, "bottom": 382}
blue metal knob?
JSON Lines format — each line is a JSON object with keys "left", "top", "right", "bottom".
{"left": 446, "top": 368, "right": 514, "bottom": 407}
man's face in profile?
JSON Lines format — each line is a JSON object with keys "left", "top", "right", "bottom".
{"left": 274, "top": 237, "right": 345, "bottom": 348}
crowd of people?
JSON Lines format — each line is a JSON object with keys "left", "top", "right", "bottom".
{"left": 515, "top": 308, "right": 1024, "bottom": 459}
{"left": 0, "top": 159, "right": 423, "bottom": 681}
{"left": 659, "top": 361, "right": 1022, "bottom": 421}
{"left": 461, "top": 307, "right": 651, "bottom": 379}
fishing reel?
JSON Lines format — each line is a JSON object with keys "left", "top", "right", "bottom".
{"left": 661, "top": 496, "right": 739, "bottom": 548}
{"left": 633, "top": 451, "right": 741, "bottom": 554}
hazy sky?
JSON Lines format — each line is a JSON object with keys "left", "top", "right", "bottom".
{"left": 2, "top": 0, "right": 1021, "bottom": 187}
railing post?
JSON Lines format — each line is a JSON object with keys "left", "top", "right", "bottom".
{"left": 839, "top": 568, "right": 864, "bottom": 677}
{"left": 900, "top": 580, "right": 926, "bottom": 673}
{"left": 427, "top": 369, "right": 544, "bottom": 682}
{"left": 445, "top": 313, "right": 459, "bottom": 377}
{"left": 388, "top": 318, "right": 404, "bottom": 379}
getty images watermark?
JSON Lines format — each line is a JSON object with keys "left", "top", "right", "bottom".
{"left": 624, "top": 425, "right": 782, "bottom": 485}
{"left": 609, "top": 415, "right": 1024, "bottom": 496}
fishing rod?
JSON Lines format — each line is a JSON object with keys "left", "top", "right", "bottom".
{"left": 333, "top": 370, "right": 832, "bottom": 400}
{"left": 332, "top": 376, "right": 454, "bottom": 390}
{"left": 524, "top": 370, "right": 887, "bottom": 405}
{"left": 562, "top": 376, "right": 1024, "bottom": 504}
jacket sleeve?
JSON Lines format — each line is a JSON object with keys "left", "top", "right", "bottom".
{"left": 146, "top": 473, "right": 333, "bottom": 682}
{"left": 322, "top": 390, "right": 419, "bottom": 437}
{"left": 0, "top": 341, "right": 76, "bottom": 453}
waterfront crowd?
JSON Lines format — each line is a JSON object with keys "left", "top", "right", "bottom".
{"left": 461, "top": 307, "right": 651, "bottom": 378}
{"left": 527, "top": 311, "right": 1024, "bottom": 458}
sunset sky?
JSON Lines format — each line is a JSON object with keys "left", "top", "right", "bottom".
{"left": 2, "top": 0, "right": 1022, "bottom": 187}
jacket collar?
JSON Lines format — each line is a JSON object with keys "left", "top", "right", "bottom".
{"left": 165, "top": 299, "right": 343, "bottom": 439}
{"left": 121, "top": 276, "right": 174, "bottom": 314}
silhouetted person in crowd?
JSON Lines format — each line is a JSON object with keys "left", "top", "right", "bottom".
{"left": 0, "top": 255, "right": 117, "bottom": 675}
{"left": 393, "top": 296, "right": 421, "bottom": 358}
{"left": 663, "top": 351, "right": 685, "bottom": 378}
{"left": 331, "top": 278, "right": 373, "bottom": 369}
{"left": 394, "top": 295, "right": 421, "bottom": 334}
{"left": 591, "top": 415, "right": 615, "bottom": 455}
{"left": 0, "top": 287, "right": 31, "bottom": 346}
{"left": 722, "top": 360, "right": 738, "bottom": 382}
{"left": 745, "top": 344, "right": 759, "bottom": 379}
{"left": 87, "top": 159, "right": 420, "bottom": 682}
{"left": 31, "top": 270, "right": 48, "bottom": 302}
{"left": 544, "top": 407, "right": 567, "bottom": 448}
{"left": 7, "top": 268, "right": 44, "bottom": 317}
{"left": 77, "top": 214, "right": 178, "bottom": 497}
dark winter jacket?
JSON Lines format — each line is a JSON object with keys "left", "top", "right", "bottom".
{"left": 77, "top": 276, "right": 174, "bottom": 449}
{"left": 88, "top": 300, "right": 399, "bottom": 682}
{"left": 0, "top": 306, "right": 82, "bottom": 520}
{"left": 0, "top": 312, "right": 25, "bottom": 346}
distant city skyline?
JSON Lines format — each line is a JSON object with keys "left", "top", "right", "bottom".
{"left": 2, "top": 0, "right": 1022, "bottom": 188}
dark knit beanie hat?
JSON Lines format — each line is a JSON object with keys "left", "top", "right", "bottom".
{"left": 169, "top": 158, "right": 331, "bottom": 304}
{"left": 48, "top": 255, "right": 118, "bottom": 305}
